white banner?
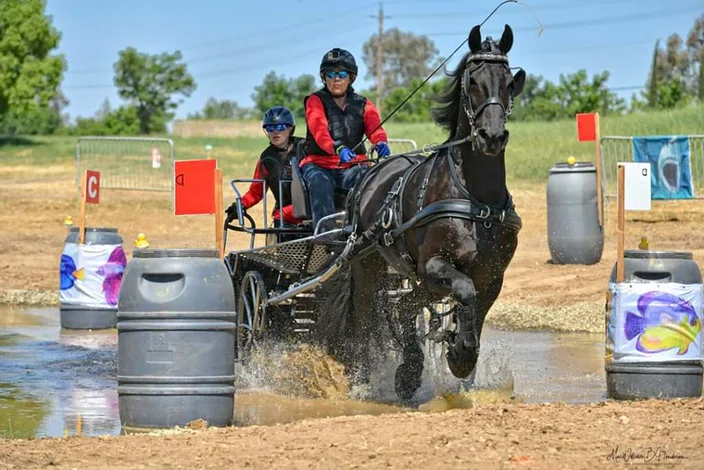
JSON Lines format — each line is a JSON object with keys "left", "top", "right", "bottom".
{"left": 59, "top": 243, "right": 127, "bottom": 309}
{"left": 606, "top": 282, "right": 703, "bottom": 363}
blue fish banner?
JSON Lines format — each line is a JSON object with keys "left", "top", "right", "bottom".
{"left": 59, "top": 242, "right": 127, "bottom": 309}
{"left": 632, "top": 135, "right": 693, "bottom": 199}
{"left": 606, "top": 282, "right": 703, "bottom": 364}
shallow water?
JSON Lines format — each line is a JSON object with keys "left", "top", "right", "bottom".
{"left": 0, "top": 305, "right": 606, "bottom": 439}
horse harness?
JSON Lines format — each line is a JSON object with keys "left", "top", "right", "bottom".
{"left": 339, "top": 49, "right": 523, "bottom": 276}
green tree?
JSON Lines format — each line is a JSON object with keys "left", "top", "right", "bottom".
{"left": 699, "top": 48, "right": 704, "bottom": 101}
{"left": 0, "top": 88, "right": 68, "bottom": 135}
{"left": 251, "top": 72, "right": 316, "bottom": 118}
{"left": 0, "top": 0, "right": 66, "bottom": 124}
{"left": 647, "top": 40, "right": 660, "bottom": 108}
{"left": 188, "top": 97, "right": 250, "bottom": 120}
{"left": 380, "top": 77, "right": 449, "bottom": 122}
{"left": 362, "top": 28, "right": 441, "bottom": 100}
{"left": 637, "top": 31, "right": 694, "bottom": 110}
{"left": 557, "top": 70, "right": 625, "bottom": 116}
{"left": 113, "top": 47, "right": 196, "bottom": 134}
{"left": 685, "top": 15, "right": 703, "bottom": 95}
{"left": 510, "top": 75, "right": 561, "bottom": 121}
{"left": 70, "top": 105, "right": 142, "bottom": 136}
{"left": 95, "top": 98, "right": 112, "bottom": 120}
{"left": 510, "top": 70, "right": 624, "bottom": 121}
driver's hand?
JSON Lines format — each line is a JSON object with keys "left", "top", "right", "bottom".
{"left": 225, "top": 202, "right": 244, "bottom": 223}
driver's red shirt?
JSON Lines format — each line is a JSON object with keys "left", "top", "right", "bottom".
{"left": 301, "top": 94, "right": 388, "bottom": 169}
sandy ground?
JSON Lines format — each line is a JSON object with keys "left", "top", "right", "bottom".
{"left": 3, "top": 162, "right": 704, "bottom": 332}
{"left": 1, "top": 399, "right": 704, "bottom": 469}
{"left": 2, "top": 164, "right": 704, "bottom": 468}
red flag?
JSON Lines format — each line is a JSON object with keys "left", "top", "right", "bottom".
{"left": 85, "top": 170, "right": 100, "bottom": 204}
{"left": 174, "top": 159, "right": 217, "bottom": 215}
{"left": 576, "top": 113, "right": 597, "bottom": 142}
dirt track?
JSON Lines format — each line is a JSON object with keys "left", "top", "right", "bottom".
{"left": 2, "top": 164, "right": 704, "bottom": 467}
{"left": 3, "top": 163, "right": 704, "bottom": 332}
{"left": 2, "top": 399, "right": 704, "bottom": 469}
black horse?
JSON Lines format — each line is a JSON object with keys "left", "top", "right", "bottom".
{"left": 317, "top": 24, "right": 526, "bottom": 399}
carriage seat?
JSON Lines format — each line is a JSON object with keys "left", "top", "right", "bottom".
{"left": 290, "top": 156, "right": 311, "bottom": 221}
{"left": 290, "top": 156, "right": 351, "bottom": 221}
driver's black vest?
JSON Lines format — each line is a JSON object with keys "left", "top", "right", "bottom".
{"left": 304, "top": 89, "right": 367, "bottom": 156}
{"left": 259, "top": 136, "right": 304, "bottom": 210}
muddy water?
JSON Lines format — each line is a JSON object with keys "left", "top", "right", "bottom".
{"left": 0, "top": 306, "right": 606, "bottom": 439}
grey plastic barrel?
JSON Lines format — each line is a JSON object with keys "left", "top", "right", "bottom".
{"left": 117, "top": 248, "right": 236, "bottom": 429}
{"left": 606, "top": 250, "right": 703, "bottom": 400}
{"left": 547, "top": 162, "right": 604, "bottom": 264}
{"left": 60, "top": 227, "right": 124, "bottom": 329}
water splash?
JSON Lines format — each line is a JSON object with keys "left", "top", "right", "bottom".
{"left": 235, "top": 342, "right": 350, "bottom": 400}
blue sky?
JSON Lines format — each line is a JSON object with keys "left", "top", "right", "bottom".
{"left": 46, "top": 0, "right": 702, "bottom": 122}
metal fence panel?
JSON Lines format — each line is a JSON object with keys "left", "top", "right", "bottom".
{"left": 76, "top": 137, "right": 175, "bottom": 192}
{"left": 388, "top": 138, "right": 418, "bottom": 155}
{"left": 600, "top": 135, "right": 704, "bottom": 200}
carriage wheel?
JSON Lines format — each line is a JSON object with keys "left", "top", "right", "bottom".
{"left": 236, "top": 270, "right": 268, "bottom": 362}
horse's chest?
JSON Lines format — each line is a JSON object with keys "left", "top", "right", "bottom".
{"left": 428, "top": 218, "right": 516, "bottom": 265}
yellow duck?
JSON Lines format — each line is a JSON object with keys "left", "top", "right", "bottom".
{"left": 134, "top": 233, "right": 150, "bottom": 249}
{"left": 638, "top": 236, "right": 649, "bottom": 250}
{"left": 64, "top": 215, "right": 74, "bottom": 227}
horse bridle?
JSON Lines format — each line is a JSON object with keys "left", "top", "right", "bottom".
{"left": 365, "top": 50, "right": 522, "bottom": 160}
{"left": 461, "top": 51, "right": 517, "bottom": 146}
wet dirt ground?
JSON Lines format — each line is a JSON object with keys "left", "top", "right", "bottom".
{"left": 1, "top": 305, "right": 604, "bottom": 439}
{"left": 5, "top": 305, "right": 694, "bottom": 469}
{"left": 2, "top": 165, "right": 704, "bottom": 467}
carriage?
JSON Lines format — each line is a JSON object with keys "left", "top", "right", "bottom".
{"left": 222, "top": 139, "right": 443, "bottom": 362}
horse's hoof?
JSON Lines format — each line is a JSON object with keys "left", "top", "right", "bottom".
{"left": 446, "top": 338, "right": 479, "bottom": 379}
{"left": 394, "top": 362, "right": 423, "bottom": 400}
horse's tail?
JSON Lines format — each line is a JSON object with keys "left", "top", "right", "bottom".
{"left": 315, "top": 263, "right": 354, "bottom": 356}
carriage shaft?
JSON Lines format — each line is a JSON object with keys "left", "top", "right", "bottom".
{"left": 265, "top": 262, "right": 342, "bottom": 305}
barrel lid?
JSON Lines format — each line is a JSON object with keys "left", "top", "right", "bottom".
{"left": 69, "top": 227, "right": 118, "bottom": 233}
{"left": 624, "top": 249, "right": 693, "bottom": 260}
{"left": 133, "top": 248, "right": 221, "bottom": 259}
{"left": 550, "top": 161, "right": 596, "bottom": 174}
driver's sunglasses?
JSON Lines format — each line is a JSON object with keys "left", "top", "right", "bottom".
{"left": 325, "top": 70, "right": 350, "bottom": 80}
{"left": 264, "top": 124, "right": 290, "bottom": 133}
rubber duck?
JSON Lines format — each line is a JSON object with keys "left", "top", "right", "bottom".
{"left": 64, "top": 215, "right": 74, "bottom": 227}
{"left": 638, "top": 236, "right": 649, "bottom": 250}
{"left": 134, "top": 233, "right": 150, "bottom": 249}
{"left": 567, "top": 156, "right": 576, "bottom": 166}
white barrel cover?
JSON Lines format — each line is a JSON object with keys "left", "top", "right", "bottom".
{"left": 59, "top": 242, "right": 127, "bottom": 309}
{"left": 606, "top": 282, "right": 703, "bottom": 364}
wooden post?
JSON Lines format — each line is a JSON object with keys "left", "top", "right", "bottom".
{"left": 78, "top": 170, "right": 88, "bottom": 244}
{"left": 617, "top": 164, "right": 625, "bottom": 283}
{"left": 594, "top": 112, "right": 603, "bottom": 227}
{"left": 214, "top": 168, "right": 224, "bottom": 257}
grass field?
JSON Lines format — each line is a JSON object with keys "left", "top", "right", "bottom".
{"left": 1, "top": 104, "right": 702, "bottom": 185}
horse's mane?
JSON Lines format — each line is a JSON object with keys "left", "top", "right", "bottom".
{"left": 431, "top": 38, "right": 501, "bottom": 142}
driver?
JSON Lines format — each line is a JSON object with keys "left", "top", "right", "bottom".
{"left": 301, "top": 47, "right": 391, "bottom": 232}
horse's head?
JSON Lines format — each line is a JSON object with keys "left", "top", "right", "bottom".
{"left": 461, "top": 24, "right": 525, "bottom": 157}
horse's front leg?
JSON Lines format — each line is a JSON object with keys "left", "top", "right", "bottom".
{"left": 424, "top": 256, "right": 479, "bottom": 379}
{"left": 392, "top": 286, "right": 428, "bottom": 400}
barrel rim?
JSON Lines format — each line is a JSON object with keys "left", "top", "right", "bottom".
{"left": 68, "top": 227, "right": 119, "bottom": 233}
{"left": 606, "top": 362, "right": 703, "bottom": 374}
{"left": 133, "top": 248, "right": 221, "bottom": 259}
{"left": 624, "top": 250, "right": 693, "bottom": 260}
{"left": 550, "top": 161, "right": 596, "bottom": 173}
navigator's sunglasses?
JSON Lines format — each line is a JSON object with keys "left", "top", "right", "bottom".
{"left": 264, "top": 124, "right": 291, "bottom": 133}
